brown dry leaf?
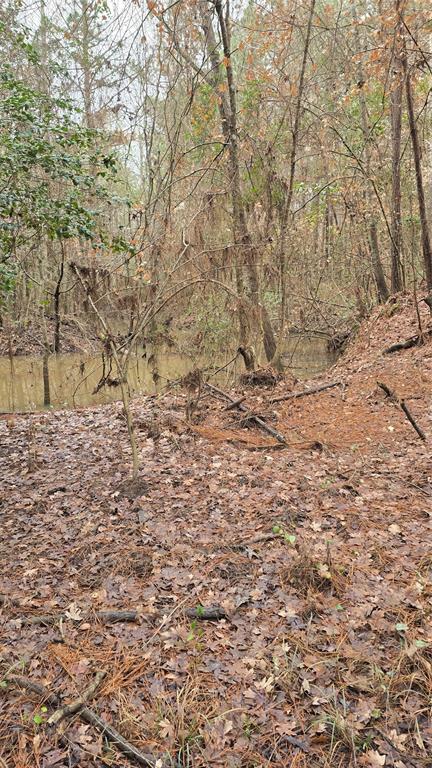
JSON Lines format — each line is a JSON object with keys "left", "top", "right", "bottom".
{"left": 358, "top": 750, "right": 386, "bottom": 767}
{"left": 388, "top": 523, "right": 401, "bottom": 535}
{"left": 388, "top": 729, "right": 408, "bottom": 751}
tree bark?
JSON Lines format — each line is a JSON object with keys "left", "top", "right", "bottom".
{"left": 352, "top": 3, "right": 389, "bottom": 302}
{"left": 204, "top": 0, "right": 277, "bottom": 367}
{"left": 53, "top": 246, "right": 65, "bottom": 353}
{"left": 389, "top": 0, "right": 404, "bottom": 293}
{"left": 403, "top": 58, "right": 432, "bottom": 290}
{"left": 273, "top": 0, "right": 316, "bottom": 369}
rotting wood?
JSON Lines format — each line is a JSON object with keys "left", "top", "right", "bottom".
{"left": 377, "top": 381, "right": 427, "bottom": 441}
{"left": 7, "top": 674, "right": 164, "bottom": 768}
{"left": 223, "top": 396, "right": 246, "bottom": 410}
{"left": 383, "top": 330, "right": 432, "bottom": 354}
{"left": 185, "top": 606, "right": 227, "bottom": 621}
{"left": 269, "top": 381, "right": 342, "bottom": 404}
{"left": 205, "top": 382, "right": 287, "bottom": 444}
{"left": 22, "top": 609, "right": 139, "bottom": 626}
{"left": 6, "top": 604, "right": 227, "bottom": 626}
{"left": 47, "top": 670, "right": 106, "bottom": 726}
{"left": 96, "top": 610, "right": 138, "bottom": 624}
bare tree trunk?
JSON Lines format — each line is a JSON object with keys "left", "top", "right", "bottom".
{"left": 389, "top": 1, "right": 404, "bottom": 293}
{"left": 274, "top": 0, "right": 316, "bottom": 369}
{"left": 403, "top": 58, "right": 432, "bottom": 290}
{"left": 206, "top": 0, "right": 277, "bottom": 367}
{"left": 352, "top": 3, "right": 389, "bottom": 302}
{"left": 80, "top": 0, "right": 94, "bottom": 129}
{"left": 53, "top": 245, "right": 65, "bottom": 353}
{"left": 42, "top": 352, "right": 50, "bottom": 407}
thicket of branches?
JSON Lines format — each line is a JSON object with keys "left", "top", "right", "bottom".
{"left": 1, "top": 0, "right": 431, "bottom": 367}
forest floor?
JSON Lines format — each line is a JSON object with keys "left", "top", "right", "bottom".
{"left": 1, "top": 295, "right": 432, "bottom": 768}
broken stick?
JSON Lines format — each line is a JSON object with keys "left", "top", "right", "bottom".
{"left": 383, "top": 330, "right": 432, "bottom": 354}
{"left": 7, "top": 674, "right": 163, "bottom": 768}
{"left": 205, "top": 382, "right": 287, "bottom": 444}
{"left": 270, "top": 381, "right": 342, "bottom": 404}
{"left": 377, "top": 381, "right": 427, "bottom": 441}
{"left": 22, "top": 609, "right": 139, "bottom": 626}
{"left": 47, "top": 670, "right": 106, "bottom": 726}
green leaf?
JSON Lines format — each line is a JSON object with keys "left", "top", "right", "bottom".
{"left": 415, "top": 639, "right": 428, "bottom": 649}
{"left": 284, "top": 533, "right": 296, "bottom": 545}
{"left": 395, "top": 623, "right": 408, "bottom": 632}
{"left": 272, "top": 525, "right": 282, "bottom": 534}
{"left": 33, "top": 713, "right": 44, "bottom": 725}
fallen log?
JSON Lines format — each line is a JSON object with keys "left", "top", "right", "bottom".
{"left": 7, "top": 674, "right": 164, "bottom": 768}
{"left": 377, "top": 381, "right": 427, "bottom": 441}
{"left": 270, "top": 381, "right": 342, "bottom": 404}
{"left": 383, "top": 330, "right": 432, "bottom": 354}
{"left": 205, "top": 382, "right": 287, "bottom": 444}
{"left": 47, "top": 670, "right": 106, "bottom": 726}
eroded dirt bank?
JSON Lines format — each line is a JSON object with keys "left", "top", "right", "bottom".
{"left": 1, "top": 297, "right": 432, "bottom": 768}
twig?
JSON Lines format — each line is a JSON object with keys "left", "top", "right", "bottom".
{"left": 79, "top": 707, "right": 162, "bottom": 767}
{"left": 47, "top": 670, "right": 106, "bottom": 726}
{"left": 374, "top": 727, "right": 423, "bottom": 768}
{"left": 5, "top": 675, "right": 59, "bottom": 706}
{"left": 377, "top": 381, "right": 426, "bottom": 441}
{"left": 205, "top": 382, "right": 287, "bottom": 444}
{"left": 6, "top": 674, "right": 164, "bottom": 768}
{"left": 269, "top": 381, "right": 342, "bottom": 404}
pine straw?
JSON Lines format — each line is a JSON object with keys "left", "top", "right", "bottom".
{"left": 191, "top": 423, "right": 278, "bottom": 447}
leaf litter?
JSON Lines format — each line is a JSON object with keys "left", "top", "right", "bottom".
{"left": 1, "top": 297, "right": 432, "bottom": 767}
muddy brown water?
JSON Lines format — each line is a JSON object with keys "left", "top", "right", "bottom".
{"left": 0, "top": 336, "right": 336, "bottom": 413}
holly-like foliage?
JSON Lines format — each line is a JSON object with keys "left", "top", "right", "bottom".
{"left": 0, "top": 21, "right": 131, "bottom": 302}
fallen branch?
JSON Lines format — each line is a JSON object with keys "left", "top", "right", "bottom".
{"left": 205, "top": 383, "right": 287, "bottom": 444}
{"left": 377, "top": 381, "right": 427, "bottom": 441}
{"left": 383, "top": 330, "right": 432, "bottom": 354}
{"left": 22, "top": 609, "right": 139, "bottom": 626}
{"left": 96, "top": 610, "right": 138, "bottom": 624}
{"left": 6, "top": 675, "right": 59, "bottom": 706}
{"left": 269, "top": 381, "right": 342, "bottom": 404}
{"left": 223, "top": 396, "right": 246, "bottom": 411}
{"left": 47, "top": 670, "right": 106, "bottom": 726}
{"left": 7, "top": 674, "right": 163, "bottom": 768}
{"left": 80, "top": 706, "right": 161, "bottom": 767}
{"left": 185, "top": 606, "right": 226, "bottom": 621}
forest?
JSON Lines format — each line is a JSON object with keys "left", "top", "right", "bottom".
{"left": 1, "top": 0, "right": 432, "bottom": 767}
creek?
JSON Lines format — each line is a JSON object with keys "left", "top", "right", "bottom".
{"left": 0, "top": 335, "right": 337, "bottom": 413}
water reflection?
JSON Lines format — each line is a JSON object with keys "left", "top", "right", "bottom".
{"left": 0, "top": 336, "right": 336, "bottom": 413}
